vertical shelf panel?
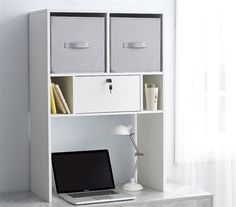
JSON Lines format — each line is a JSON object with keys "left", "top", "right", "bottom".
{"left": 29, "top": 10, "right": 51, "bottom": 202}
{"left": 137, "top": 113, "right": 164, "bottom": 191}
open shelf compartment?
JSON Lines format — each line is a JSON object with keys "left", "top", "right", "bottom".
{"left": 142, "top": 74, "right": 163, "bottom": 112}
{"left": 51, "top": 77, "right": 74, "bottom": 114}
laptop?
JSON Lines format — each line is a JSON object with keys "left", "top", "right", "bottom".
{"left": 51, "top": 149, "right": 135, "bottom": 205}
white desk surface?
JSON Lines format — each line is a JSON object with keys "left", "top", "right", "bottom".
{"left": 0, "top": 183, "right": 213, "bottom": 207}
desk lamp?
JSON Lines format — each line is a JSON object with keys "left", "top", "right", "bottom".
{"left": 112, "top": 125, "right": 144, "bottom": 191}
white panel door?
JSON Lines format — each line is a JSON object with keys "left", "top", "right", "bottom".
{"left": 73, "top": 75, "right": 141, "bottom": 113}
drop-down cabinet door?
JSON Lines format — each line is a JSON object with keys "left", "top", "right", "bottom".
{"left": 73, "top": 75, "right": 141, "bottom": 113}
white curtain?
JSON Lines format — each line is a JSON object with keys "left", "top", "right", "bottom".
{"left": 175, "top": 0, "right": 236, "bottom": 206}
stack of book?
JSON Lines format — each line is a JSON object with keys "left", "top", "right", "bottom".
{"left": 50, "top": 81, "right": 71, "bottom": 114}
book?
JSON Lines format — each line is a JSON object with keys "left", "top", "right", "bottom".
{"left": 52, "top": 84, "right": 67, "bottom": 114}
{"left": 53, "top": 84, "right": 71, "bottom": 114}
{"left": 55, "top": 84, "right": 71, "bottom": 114}
{"left": 50, "top": 83, "right": 57, "bottom": 114}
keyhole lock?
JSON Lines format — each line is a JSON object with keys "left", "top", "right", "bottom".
{"left": 109, "top": 84, "right": 113, "bottom": 93}
{"left": 106, "top": 78, "right": 113, "bottom": 93}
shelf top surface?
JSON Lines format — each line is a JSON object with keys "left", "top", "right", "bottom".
{"left": 50, "top": 72, "right": 163, "bottom": 77}
{"left": 0, "top": 184, "right": 212, "bottom": 207}
{"left": 50, "top": 110, "right": 163, "bottom": 118}
{"left": 30, "top": 9, "right": 164, "bottom": 15}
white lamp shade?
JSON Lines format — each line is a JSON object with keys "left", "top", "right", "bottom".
{"left": 112, "top": 125, "right": 132, "bottom": 135}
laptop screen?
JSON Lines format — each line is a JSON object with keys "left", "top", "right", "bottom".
{"left": 51, "top": 150, "right": 115, "bottom": 194}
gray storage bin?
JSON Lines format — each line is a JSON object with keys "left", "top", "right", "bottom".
{"left": 51, "top": 16, "right": 105, "bottom": 73}
{"left": 110, "top": 15, "right": 162, "bottom": 73}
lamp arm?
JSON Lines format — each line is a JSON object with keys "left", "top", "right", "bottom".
{"left": 129, "top": 133, "right": 144, "bottom": 179}
{"left": 131, "top": 155, "right": 140, "bottom": 178}
{"left": 129, "top": 133, "right": 141, "bottom": 154}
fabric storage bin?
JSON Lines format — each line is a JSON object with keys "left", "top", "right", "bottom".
{"left": 110, "top": 14, "right": 162, "bottom": 73}
{"left": 51, "top": 15, "right": 105, "bottom": 73}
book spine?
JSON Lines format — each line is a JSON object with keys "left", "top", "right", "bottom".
{"left": 50, "top": 83, "right": 57, "bottom": 114}
{"left": 52, "top": 84, "right": 67, "bottom": 114}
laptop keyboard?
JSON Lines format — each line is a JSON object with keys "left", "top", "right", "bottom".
{"left": 69, "top": 190, "right": 118, "bottom": 198}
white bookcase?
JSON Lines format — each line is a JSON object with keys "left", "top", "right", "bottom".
{"left": 29, "top": 9, "right": 164, "bottom": 202}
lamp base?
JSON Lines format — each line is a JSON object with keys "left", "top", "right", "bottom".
{"left": 122, "top": 178, "right": 143, "bottom": 191}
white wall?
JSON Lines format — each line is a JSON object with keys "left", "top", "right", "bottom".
{"left": 0, "top": 0, "right": 175, "bottom": 193}
{"left": 51, "top": 115, "right": 136, "bottom": 185}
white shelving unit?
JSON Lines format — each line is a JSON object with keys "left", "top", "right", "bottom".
{"left": 29, "top": 9, "right": 164, "bottom": 202}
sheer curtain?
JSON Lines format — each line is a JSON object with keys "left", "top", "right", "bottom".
{"left": 175, "top": 0, "right": 236, "bottom": 206}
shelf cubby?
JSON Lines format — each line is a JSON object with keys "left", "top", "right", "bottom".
{"left": 142, "top": 74, "right": 163, "bottom": 111}
{"left": 51, "top": 77, "right": 73, "bottom": 114}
